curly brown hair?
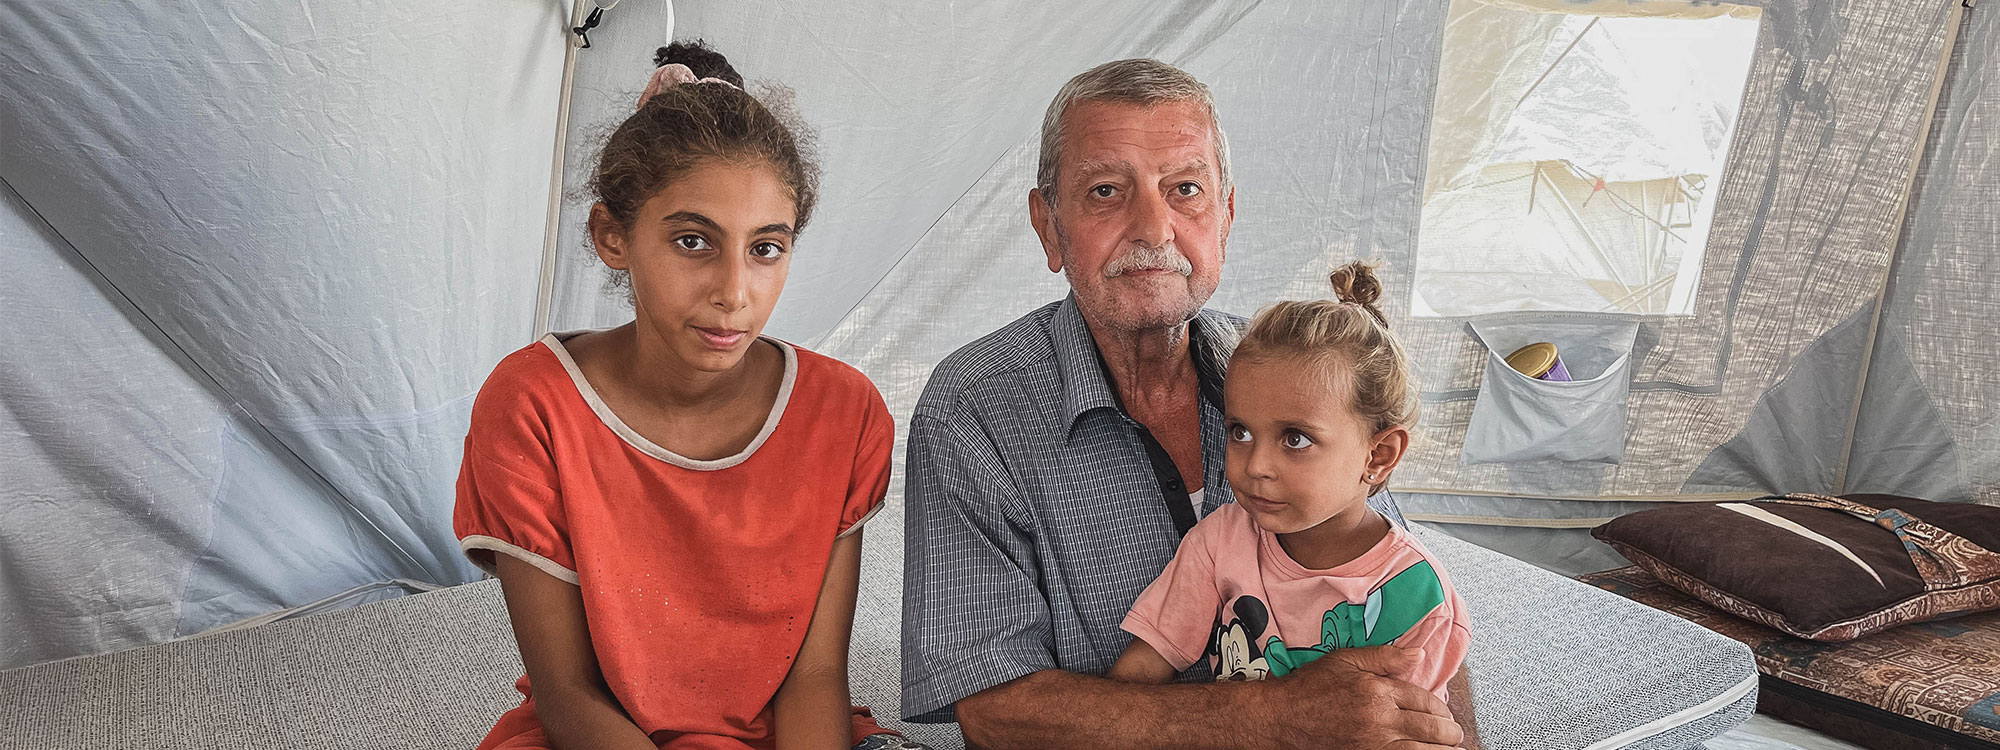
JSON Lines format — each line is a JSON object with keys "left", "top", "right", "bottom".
{"left": 587, "top": 41, "right": 819, "bottom": 294}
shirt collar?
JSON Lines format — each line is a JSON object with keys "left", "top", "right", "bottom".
{"left": 1052, "top": 293, "right": 1241, "bottom": 434}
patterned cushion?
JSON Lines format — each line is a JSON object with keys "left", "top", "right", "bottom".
{"left": 1580, "top": 565, "right": 2000, "bottom": 749}
{"left": 1591, "top": 493, "right": 2000, "bottom": 641}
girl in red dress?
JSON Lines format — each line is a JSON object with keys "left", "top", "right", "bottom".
{"left": 454, "top": 41, "right": 917, "bottom": 750}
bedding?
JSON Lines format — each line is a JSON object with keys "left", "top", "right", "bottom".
{"left": 1592, "top": 493, "right": 2000, "bottom": 641}
{"left": 1581, "top": 565, "right": 2000, "bottom": 750}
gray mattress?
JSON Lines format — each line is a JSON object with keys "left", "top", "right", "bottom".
{"left": 0, "top": 524, "right": 1754, "bottom": 749}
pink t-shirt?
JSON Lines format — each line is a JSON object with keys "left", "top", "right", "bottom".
{"left": 1121, "top": 502, "right": 1471, "bottom": 701}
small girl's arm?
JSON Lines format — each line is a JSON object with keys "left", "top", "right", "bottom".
{"left": 1106, "top": 638, "right": 1179, "bottom": 684}
{"left": 773, "top": 531, "right": 865, "bottom": 750}
{"left": 1383, "top": 566, "right": 1474, "bottom": 747}
{"left": 1111, "top": 516, "right": 1222, "bottom": 685}
{"left": 493, "top": 554, "right": 657, "bottom": 750}
{"left": 1447, "top": 665, "right": 1481, "bottom": 749}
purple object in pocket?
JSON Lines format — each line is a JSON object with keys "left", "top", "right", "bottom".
{"left": 1539, "top": 355, "right": 1572, "bottom": 382}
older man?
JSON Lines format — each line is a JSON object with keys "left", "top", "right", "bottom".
{"left": 900, "top": 59, "right": 1466, "bottom": 749}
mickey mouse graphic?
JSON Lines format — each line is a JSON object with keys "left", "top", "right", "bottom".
{"left": 1207, "top": 595, "right": 1274, "bottom": 681}
{"left": 1266, "top": 560, "right": 1446, "bottom": 677}
{"left": 1202, "top": 561, "right": 1447, "bottom": 681}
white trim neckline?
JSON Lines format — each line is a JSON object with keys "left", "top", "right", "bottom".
{"left": 541, "top": 329, "right": 798, "bottom": 471}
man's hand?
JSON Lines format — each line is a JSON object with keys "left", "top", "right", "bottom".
{"left": 953, "top": 647, "right": 1463, "bottom": 750}
{"left": 1253, "top": 646, "right": 1464, "bottom": 749}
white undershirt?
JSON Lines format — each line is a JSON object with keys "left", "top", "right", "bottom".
{"left": 1189, "top": 488, "right": 1206, "bottom": 520}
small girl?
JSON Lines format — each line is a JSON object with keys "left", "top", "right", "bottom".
{"left": 1107, "top": 262, "right": 1478, "bottom": 745}
{"left": 454, "top": 42, "right": 918, "bottom": 750}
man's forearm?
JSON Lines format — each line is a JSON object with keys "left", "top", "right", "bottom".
{"left": 956, "top": 669, "right": 1268, "bottom": 750}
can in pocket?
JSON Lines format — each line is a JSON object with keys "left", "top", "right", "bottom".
{"left": 1505, "top": 342, "right": 1573, "bottom": 382}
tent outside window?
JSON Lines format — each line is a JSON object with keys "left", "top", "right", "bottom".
{"left": 1414, "top": 4, "right": 1763, "bottom": 316}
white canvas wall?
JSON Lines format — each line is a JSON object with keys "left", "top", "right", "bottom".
{"left": 1849, "top": 0, "right": 2000, "bottom": 505}
{"left": 0, "top": 0, "right": 1992, "bottom": 673}
{"left": 0, "top": 0, "right": 567, "bottom": 667}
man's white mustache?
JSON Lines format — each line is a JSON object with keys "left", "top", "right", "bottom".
{"left": 1104, "top": 245, "right": 1193, "bottom": 278}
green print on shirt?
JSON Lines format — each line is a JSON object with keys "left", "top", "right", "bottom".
{"left": 1261, "top": 560, "right": 1446, "bottom": 678}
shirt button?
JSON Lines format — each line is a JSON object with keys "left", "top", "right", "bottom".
{"left": 1165, "top": 478, "right": 1183, "bottom": 491}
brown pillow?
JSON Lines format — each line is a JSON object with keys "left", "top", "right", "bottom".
{"left": 1592, "top": 493, "right": 2000, "bottom": 641}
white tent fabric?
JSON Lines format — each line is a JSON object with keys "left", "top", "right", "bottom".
{"left": 1413, "top": 6, "right": 1761, "bottom": 317}
{"left": 0, "top": 0, "right": 1993, "bottom": 680}
{"left": 1484, "top": 16, "right": 1755, "bottom": 183}
{"left": 1849, "top": 1, "right": 2000, "bottom": 505}
{"left": 0, "top": 2, "right": 565, "bottom": 667}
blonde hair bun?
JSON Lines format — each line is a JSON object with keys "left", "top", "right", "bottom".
{"left": 1328, "top": 260, "right": 1386, "bottom": 325}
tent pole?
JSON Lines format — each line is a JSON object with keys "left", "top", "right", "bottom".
{"left": 1834, "top": 0, "right": 1969, "bottom": 494}
{"left": 534, "top": 0, "right": 588, "bottom": 340}
{"left": 1514, "top": 17, "right": 1600, "bottom": 110}
{"left": 1546, "top": 163, "right": 1631, "bottom": 289}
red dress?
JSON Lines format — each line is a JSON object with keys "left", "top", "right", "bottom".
{"left": 454, "top": 332, "right": 892, "bottom": 749}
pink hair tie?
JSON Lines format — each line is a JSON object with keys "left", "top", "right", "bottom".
{"left": 638, "top": 63, "right": 740, "bottom": 110}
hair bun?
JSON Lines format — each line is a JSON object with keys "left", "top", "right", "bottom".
{"left": 654, "top": 39, "right": 745, "bottom": 88}
{"left": 1328, "top": 260, "right": 1384, "bottom": 308}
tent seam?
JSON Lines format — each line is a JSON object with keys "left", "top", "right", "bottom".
{"left": 0, "top": 172, "right": 445, "bottom": 585}
{"left": 171, "top": 411, "right": 236, "bottom": 638}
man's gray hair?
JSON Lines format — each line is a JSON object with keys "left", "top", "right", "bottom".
{"left": 1036, "top": 59, "right": 1231, "bottom": 205}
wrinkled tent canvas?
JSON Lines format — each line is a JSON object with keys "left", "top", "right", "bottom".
{"left": 1, "top": 1, "right": 1993, "bottom": 718}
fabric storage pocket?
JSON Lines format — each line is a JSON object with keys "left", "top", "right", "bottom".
{"left": 1462, "top": 315, "right": 1641, "bottom": 465}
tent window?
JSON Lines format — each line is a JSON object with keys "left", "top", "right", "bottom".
{"left": 1413, "top": 1, "right": 1762, "bottom": 317}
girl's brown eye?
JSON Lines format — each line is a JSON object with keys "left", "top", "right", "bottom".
{"left": 1282, "top": 431, "right": 1314, "bottom": 449}
{"left": 1228, "top": 425, "right": 1251, "bottom": 442}
{"left": 750, "top": 242, "right": 786, "bottom": 259}
{"left": 675, "top": 235, "right": 710, "bottom": 251}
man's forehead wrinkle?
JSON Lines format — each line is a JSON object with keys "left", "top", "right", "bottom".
{"left": 1070, "top": 158, "right": 1134, "bottom": 177}
{"left": 1070, "top": 124, "right": 1211, "bottom": 149}
{"left": 1070, "top": 97, "right": 1209, "bottom": 123}
{"left": 1064, "top": 106, "right": 1212, "bottom": 141}
{"left": 1067, "top": 139, "right": 1214, "bottom": 171}
{"left": 1162, "top": 157, "right": 1212, "bottom": 176}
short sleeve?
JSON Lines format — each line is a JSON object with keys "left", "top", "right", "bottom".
{"left": 452, "top": 373, "right": 577, "bottom": 585}
{"left": 836, "top": 388, "right": 895, "bottom": 539}
{"left": 899, "top": 410, "right": 1057, "bottom": 723}
{"left": 1120, "top": 521, "right": 1223, "bottom": 671}
{"left": 1391, "top": 575, "right": 1471, "bottom": 701}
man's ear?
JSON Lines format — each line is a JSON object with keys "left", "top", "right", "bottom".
{"left": 1220, "top": 186, "right": 1236, "bottom": 258}
{"left": 1216, "top": 187, "right": 1232, "bottom": 251}
{"left": 1028, "top": 189, "right": 1063, "bottom": 274}
{"left": 1366, "top": 424, "right": 1411, "bottom": 484}
{"left": 588, "top": 203, "right": 630, "bottom": 271}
